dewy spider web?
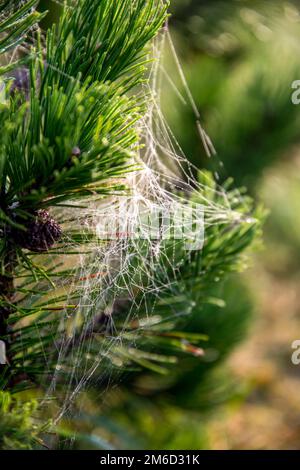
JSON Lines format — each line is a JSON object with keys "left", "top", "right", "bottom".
{"left": 6, "top": 2, "right": 257, "bottom": 429}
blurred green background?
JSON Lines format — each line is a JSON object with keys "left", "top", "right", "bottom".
{"left": 38, "top": 0, "right": 300, "bottom": 449}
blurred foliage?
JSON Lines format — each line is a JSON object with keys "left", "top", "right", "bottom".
{"left": 50, "top": 167, "right": 263, "bottom": 449}
{"left": 0, "top": 391, "right": 45, "bottom": 449}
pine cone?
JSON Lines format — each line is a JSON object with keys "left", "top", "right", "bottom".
{"left": 13, "top": 210, "right": 62, "bottom": 252}
{"left": 9, "top": 67, "right": 30, "bottom": 98}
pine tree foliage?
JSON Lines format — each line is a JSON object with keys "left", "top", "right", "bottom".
{"left": 0, "top": 390, "right": 45, "bottom": 449}
{"left": 0, "top": 0, "right": 263, "bottom": 449}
